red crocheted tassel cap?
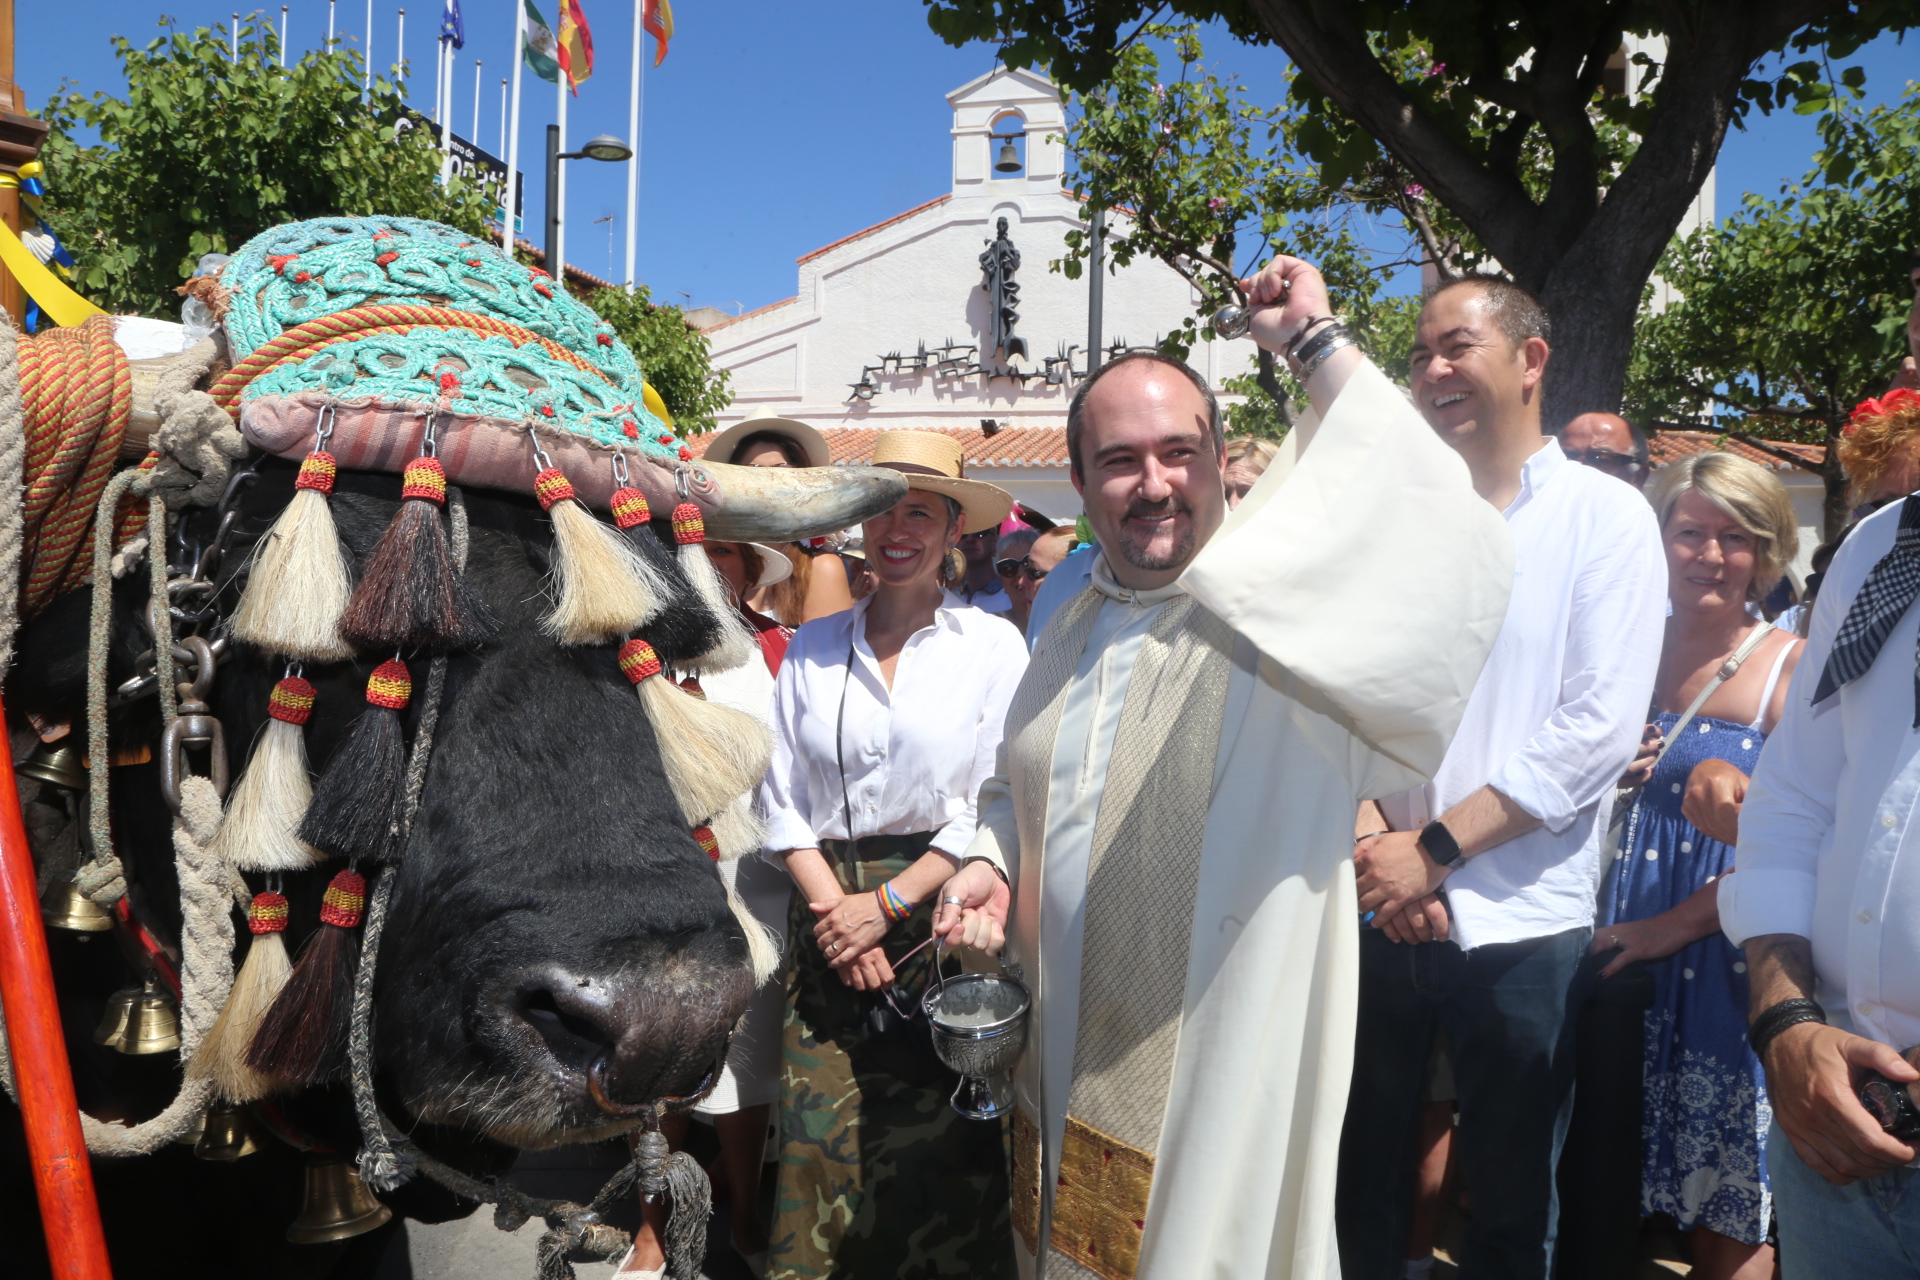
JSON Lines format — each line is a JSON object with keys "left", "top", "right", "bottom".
{"left": 295, "top": 451, "right": 337, "bottom": 495}
{"left": 248, "top": 891, "right": 290, "bottom": 935}
{"left": 693, "top": 827, "right": 719, "bottom": 862}
{"left": 534, "top": 467, "right": 576, "bottom": 512}
{"left": 671, "top": 503, "right": 705, "bottom": 546}
{"left": 617, "top": 638, "right": 662, "bottom": 684}
{"left": 401, "top": 456, "right": 448, "bottom": 505}
{"left": 609, "top": 487, "right": 651, "bottom": 530}
{"left": 365, "top": 659, "right": 412, "bottom": 710}
{"left": 268, "top": 676, "right": 316, "bottom": 726}
{"left": 319, "top": 869, "right": 368, "bottom": 928}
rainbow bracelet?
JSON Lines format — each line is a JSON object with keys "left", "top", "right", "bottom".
{"left": 875, "top": 880, "right": 913, "bottom": 924}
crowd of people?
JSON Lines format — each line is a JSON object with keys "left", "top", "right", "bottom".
{"left": 612, "top": 246, "right": 1920, "bottom": 1280}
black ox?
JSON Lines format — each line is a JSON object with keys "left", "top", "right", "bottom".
{"left": 1, "top": 452, "right": 901, "bottom": 1276}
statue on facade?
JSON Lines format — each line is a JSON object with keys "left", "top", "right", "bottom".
{"left": 979, "top": 217, "right": 1027, "bottom": 360}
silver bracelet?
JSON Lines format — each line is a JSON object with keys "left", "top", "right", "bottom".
{"left": 1296, "top": 332, "right": 1356, "bottom": 382}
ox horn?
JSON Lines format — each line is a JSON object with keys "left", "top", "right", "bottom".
{"left": 690, "top": 459, "right": 908, "bottom": 543}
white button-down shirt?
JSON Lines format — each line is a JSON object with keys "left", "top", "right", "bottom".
{"left": 1722, "top": 498, "right": 1920, "bottom": 1051}
{"left": 1381, "top": 439, "right": 1667, "bottom": 950}
{"left": 759, "top": 593, "right": 1028, "bottom": 861}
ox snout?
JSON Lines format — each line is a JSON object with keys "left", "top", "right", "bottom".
{"left": 495, "top": 962, "right": 745, "bottom": 1124}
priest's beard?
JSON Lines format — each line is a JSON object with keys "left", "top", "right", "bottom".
{"left": 1114, "top": 494, "right": 1197, "bottom": 572}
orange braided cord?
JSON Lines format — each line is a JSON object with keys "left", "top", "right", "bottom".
{"left": 17, "top": 315, "right": 133, "bottom": 616}
{"left": 209, "top": 304, "right": 618, "bottom": 413}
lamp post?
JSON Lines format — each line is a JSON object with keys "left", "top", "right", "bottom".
{"left": 545, "top": 128, "right": 633, "bottom": 291}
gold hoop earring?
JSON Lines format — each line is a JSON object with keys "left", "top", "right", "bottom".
{"left": 944, "top": 548, "right": 966, "bottom": 585}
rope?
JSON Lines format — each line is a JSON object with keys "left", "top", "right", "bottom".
{"left": 0, "top": 317, "right": 25, "bottom": 673}
{"left": 77, "top": 467, "right": 150, "bottom": 905}
{"left": 210, "top": 305, "right": 619, "bottom": 414}
{"left": 15, "top": 314, "right": 131, "bottom": 617}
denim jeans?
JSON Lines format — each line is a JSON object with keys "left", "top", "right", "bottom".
{"left": 1336, "top": 924, "right": 1590, "bottom": 1280}
{"left": 1770, "top": 1117, "right": 1920, "bottom": 1277}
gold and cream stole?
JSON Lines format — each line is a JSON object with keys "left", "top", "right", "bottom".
{"left": 1004, "top": 585, "right": 1234, "bottom": 1280}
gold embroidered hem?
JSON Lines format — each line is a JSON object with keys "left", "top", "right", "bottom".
{"left": 1013, "top": 1106, "right": 1043, "bottom": 1257}
{"left": 1047, "top": 1116, "right": 1155, "bottom": 1280}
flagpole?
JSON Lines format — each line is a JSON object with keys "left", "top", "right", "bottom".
{"left": 363, "top": 0, "right": 373, "bottom": 99}
{"left": 472, "top": 59, "right": 481, "bottom": 149}
{"left": 556, "top": 70, "right": 567, "bottom": 287}
{"left": 440, "top": 40, "right": 455, "bottom": 179}
{"left": 624, "top": 0, "right": 641, "bottom": 291}
{"left": 280, "top": 5, "right": 288, "bottom": 68}
{"left": 499, "top": 76, "right": 507, "bottom": 155}
{"left": 397, "top": 9, "right": 406, "bottom": 94}
{"left": 503, "top": 2, "right": 524, "bottom": 254}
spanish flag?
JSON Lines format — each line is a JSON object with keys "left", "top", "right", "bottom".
{"left": 643, "top": 0, "right": 673, "bottom": 67}
{"left": 557, "top": 0, "right": 594, "bottom": 93}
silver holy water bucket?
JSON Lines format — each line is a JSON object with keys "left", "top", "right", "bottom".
{"left": 923, "top": 972, "right": 1031, "bottom": 1121}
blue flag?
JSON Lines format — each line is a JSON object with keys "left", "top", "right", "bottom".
{"left": 440, "top": 0, "right": 465, "bottom": 49}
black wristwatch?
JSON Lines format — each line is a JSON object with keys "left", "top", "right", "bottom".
{"left": 1860, "top": 1070, "right": 1920, "bottom": 1141}
{"left": 1419, "top": 820, "right": 1466, "bottom": 871}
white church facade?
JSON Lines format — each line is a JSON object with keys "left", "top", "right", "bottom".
{"left": 688, "top": 65, "right": 1259, "bottom": 521}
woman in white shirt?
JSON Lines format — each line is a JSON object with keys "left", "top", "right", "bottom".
{"left": 760, "top": 431, "right": 1027, "bottom": 1280}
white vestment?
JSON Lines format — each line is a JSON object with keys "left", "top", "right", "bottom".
{"left": 963, "top": 362, "right": 1514, "bottom": 1280}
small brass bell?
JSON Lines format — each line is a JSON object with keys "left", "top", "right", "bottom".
{"left": 286, "top": 1154, "right": 393, "bottom": 1244}
{"left": 18, "top": 741, "right": 87, "bottom": 793}
{"left": 94, "top": 978, "right": 180, "bottom": 1055}
{"left": 195, "top": 1102, "right": 261, "bottom": 1162}
{"left": 41, "top": 876, "right": 113, "bottom": 932}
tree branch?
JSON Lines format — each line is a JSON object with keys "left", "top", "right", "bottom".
{"left": 1725, "top": 430, "right": 1827, "bottom": 476}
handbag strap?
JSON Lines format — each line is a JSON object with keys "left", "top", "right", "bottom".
{"left": 1654, "top": 620, "right": 1776, "bottom": 770}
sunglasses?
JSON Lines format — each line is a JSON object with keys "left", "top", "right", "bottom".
{"left": 1567, "top": 447, "right": 1642, "bottom": 472}
{"left": 995, "top": 557, "right": 1050, "bottom": 580}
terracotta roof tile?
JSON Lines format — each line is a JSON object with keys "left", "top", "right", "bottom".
{"left": 691, "top": 424, "right": 1072, "bottom": 468}
{"left": 1649, "top": 429, "right": 1825, "bottom": 471}
{"left": 796, "top": 195, "right": 953, "bottom": 266}
{"left": 697, "top": 294, "right": 800, "bottom": 333}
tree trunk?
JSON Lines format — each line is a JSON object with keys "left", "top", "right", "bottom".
{"left": 1820, "top": 445, "right": 1852, "bottom": 545}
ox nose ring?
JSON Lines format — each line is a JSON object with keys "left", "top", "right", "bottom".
{"left": 586, "top": 1053, "right": 724, "bottom": 1117}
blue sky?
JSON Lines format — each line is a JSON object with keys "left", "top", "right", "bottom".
{"left": 23, "top": 3, "right": 1917, "bottom": 316}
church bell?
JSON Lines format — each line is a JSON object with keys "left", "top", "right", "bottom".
{"left": 994, "top": 137, "right": 1022, "bottom": 173}
{"left": 41, "top": 876, "right": 112, "bottom": 932}
{"left": 286, "top": 1154, "right": 393, "bottom": 1244}
{"left": 194, "top": 1102, "right": 262, "bottom": 1162}
{"left": 94, "top": 978, "right": 181, "bottom": 1055}
{"left": 18, "top": 741, "right": 87, "bottom": 793}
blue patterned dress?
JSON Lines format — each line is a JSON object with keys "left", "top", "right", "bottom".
{"left": 1602, "top": 710, "right": 1774, "bottom": 1244}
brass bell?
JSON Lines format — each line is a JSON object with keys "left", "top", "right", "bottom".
{"left": 41, "top": 876, "right": 113, "bottom": 932}
{"left": 994, "top": 136, "right": 1023, "bottom": 174}
{"left": 93, "top": 978, "right": 181, "bottom": 1055}
{"left": 195, "top": 1102, "right": 261, "bottom": 1162}
{"left": 18, "top": 741, "right": 87, "bottom": 793}
{"left": 286, "top": 1154, "right": 393, "bottom": 1244}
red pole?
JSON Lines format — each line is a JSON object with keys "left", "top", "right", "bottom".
{"left": 0, "top": 690, "right": 112, "bottom": 1279}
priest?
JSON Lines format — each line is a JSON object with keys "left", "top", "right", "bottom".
{"left": 934, "top": 254, "right": 1514, "bottom": 1280}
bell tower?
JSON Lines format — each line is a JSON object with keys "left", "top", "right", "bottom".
{"left": 947, "top": 66, "right": 1067, "bottom": 199}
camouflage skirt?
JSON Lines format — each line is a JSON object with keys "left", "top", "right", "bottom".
{"left": 769, "top": 835, "right": 1014, "bottom": 1280}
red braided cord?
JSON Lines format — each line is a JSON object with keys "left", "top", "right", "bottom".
{"left": 209, "top": 304, "right": 618, "bottom": 414}
{"left": 16, "top": 315, "right": 133, "bottom": 617}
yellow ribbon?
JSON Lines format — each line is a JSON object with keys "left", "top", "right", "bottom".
{"left": 0, "top": 217, "right": 105, "bottom": 328}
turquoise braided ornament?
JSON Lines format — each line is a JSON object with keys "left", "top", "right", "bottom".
{"left": 223, "top": 217, "right": 691, "bottom": 505}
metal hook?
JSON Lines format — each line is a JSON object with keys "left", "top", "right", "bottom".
{"left": 526, "top": 423, "right": 554, "bottom": 472}
{"left": 611, "top": 450, "right": 630, "bottom": 488}
{"left": 420, "top": 407, "right": 440, "bottom": 458}
{"left": 313, "top": 401, "right": 337, "bottom": 452}
{"left": 673, "top": 465, "right": 693, "bottom": 503}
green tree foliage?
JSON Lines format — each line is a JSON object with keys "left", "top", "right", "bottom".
{"left": 39, "top": 17, "right": 495, "bottom": 318}
{"left": 586, "top": 285, "right": 733, "bottom": 435}
{"left": 1628, "top": 85, "right": 1920, "bottom": 540}
{"left": 926, "top": 0, "right": 1920, "bottom": 425}
{"left": 1057, "top": 26, "right": 1415, "bottom": 436}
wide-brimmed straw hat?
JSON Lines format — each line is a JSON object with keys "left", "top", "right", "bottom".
{"left": 738, "top": 541, "right": 793, "bottom": 589}
{"left": 705, "top": 405, "right": 833, "bottom": 468}
{"left": 870, "top": 431, "right": 1013, "bottom": 534}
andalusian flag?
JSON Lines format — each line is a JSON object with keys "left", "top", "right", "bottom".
{"left": 521, "top": 0, "right": 561, "bottom": 84}
{"left": 643, "top": 0, "right": 673, "bottom": 67}
{"left": 557, "top": 0, "right": 595, "bottom": 93}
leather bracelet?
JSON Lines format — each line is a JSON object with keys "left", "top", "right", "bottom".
{"left": 1748, "top": 997, "right": 1828, "bottom": 1061}
{"left": 1289, "top": 319, "right": 1350, "bottom": 369}
{"left": 962, "top": 855, "right": 1010, "bottom": 886}
{"left": 1284, "top": 315, "right": 1336, "bottom": 358}
{"left": 1297, "top": 333, "right": 1356, "bottom": 382}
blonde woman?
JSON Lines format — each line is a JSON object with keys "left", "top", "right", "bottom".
{"left": 1594, "top": 453, "right": 1803, "bottom": 1280}
{"left": 759, "top": 431, "right": 1025, "bottom": 1279}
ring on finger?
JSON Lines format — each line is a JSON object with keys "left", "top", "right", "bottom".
{"left": 941, "top": 895, "right": 965, "bottom": 907}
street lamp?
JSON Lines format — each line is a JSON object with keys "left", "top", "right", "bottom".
{"left": 545, "top": 127, "right": 634, "bottom": 289}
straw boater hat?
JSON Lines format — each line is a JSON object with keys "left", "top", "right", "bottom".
{"left": 870, "top": 431, "right": 1013, "bottom": 534}
{"left": 739, "top": 541, "right": 794, "bottom": 588}
{"left": 705, "top": 405, "right": 833, "bottom": 468}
